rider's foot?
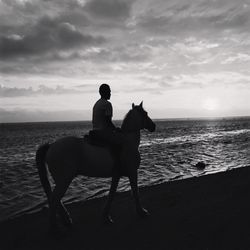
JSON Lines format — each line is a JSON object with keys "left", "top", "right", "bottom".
{"left": 137, "top": 207, "right": 150, "bottom": 218}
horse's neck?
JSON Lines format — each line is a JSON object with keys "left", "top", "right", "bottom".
{"left": 123, "top": 130, "right": 141, "bottom": 149}
{"left": 121, "top": 110, "right": 141, "bottom": 148}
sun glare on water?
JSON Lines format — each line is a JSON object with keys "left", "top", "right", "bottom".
{"left": 202, "top": 98, "right": 218, "bottom": 111}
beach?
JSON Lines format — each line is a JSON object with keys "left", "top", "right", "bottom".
{"left": 1, "top": 166, "right": 250, "bottom": 250}
{"left": 1, "top": 119, "right": 249, "bottom": 222}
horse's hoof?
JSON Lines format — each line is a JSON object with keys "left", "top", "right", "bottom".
{"left": 62, "top": 218, "right": 73, "bottom": 228}
{"left": 103, "top": 215, "right": 114, "bottom": 225}
{"left": 137, "top": 208, "right": 150, "bottom": 218}
{"left": 48, "top": 225, "right": 67, "bottom": 238}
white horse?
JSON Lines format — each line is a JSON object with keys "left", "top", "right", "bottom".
{"left": 36, "top": 102, "right": 156, "bottom": 232}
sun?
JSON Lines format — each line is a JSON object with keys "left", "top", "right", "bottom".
{"left": 202, "top": 98, "right": 218, "bottom": 111}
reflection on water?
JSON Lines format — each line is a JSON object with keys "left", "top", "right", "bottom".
{"left": 0, "top": 118, "right": 250, "bottom": 221}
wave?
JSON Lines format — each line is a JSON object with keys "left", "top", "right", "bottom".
{"left": 140, "top": 128, "right": 250, "bottom": 147}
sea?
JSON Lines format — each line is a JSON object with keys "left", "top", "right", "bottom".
{"left": 0, "top": 117, "right": 250, "bottom": 222}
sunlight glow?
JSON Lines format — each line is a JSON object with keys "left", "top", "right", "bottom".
{"left": 202, "top": 98, "right": 218, "bottom": 111}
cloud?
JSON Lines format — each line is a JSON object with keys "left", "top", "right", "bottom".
{"left": 135, "top": 0, "right": 250, "bottom": 36}
{"left": 1, "top": 0, "right": 250, "bottom": 119}
{"left": 0, "top": 15, "right": 106, "bottom": 59}
{"left": 0, "top": 84, "right": 88, "bottom": 97}
{"left": 139, "top": 71, "right": 250, "bottom": 90}
{"left": 85, "top": 0, "right": 134, "bottom": 21}
{"left": 79, "top": 42, "right": 152, "bottom": 64}
{"left": 221, "top": 53, "right": 250, "bottom": 64}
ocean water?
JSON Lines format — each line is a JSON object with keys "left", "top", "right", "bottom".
{"left": 0, "top": 118, "right": 250, "bottom": 222}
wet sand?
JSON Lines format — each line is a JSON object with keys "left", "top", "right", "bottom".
{"left": 1, "top": 166, "right": 250, "bottom": 250}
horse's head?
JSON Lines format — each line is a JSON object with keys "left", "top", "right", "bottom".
{"left": 132, "top": 102, "right": 156, "bottom": 132}
{"left": 121, "top": 102, "right": 156, "bottom": 133}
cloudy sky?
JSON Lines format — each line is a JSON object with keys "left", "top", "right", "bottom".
{"left": 1, "top": 0, "right": 250, "bottom": 122}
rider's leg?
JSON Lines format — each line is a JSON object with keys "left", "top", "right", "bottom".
{"left": 96, "top": 130, "right": 126, "bottom": 172}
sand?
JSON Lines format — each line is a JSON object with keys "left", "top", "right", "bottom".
{"left": 1, "top": 167, "right": 250, "bottom": 250}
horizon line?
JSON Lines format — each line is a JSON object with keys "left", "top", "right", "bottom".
{"left": 1, "top": 115, "right": 250, "bottom": 125}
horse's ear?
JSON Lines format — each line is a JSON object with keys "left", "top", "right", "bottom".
{"left": 140, "top": 101, "right": 143, "bottom": 107}
{"left": 132, "top": 103, "right": 135, "bottom": 109}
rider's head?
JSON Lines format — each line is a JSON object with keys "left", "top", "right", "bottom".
{"left": 99, "top": 84, "right": 111, "bottom": 100}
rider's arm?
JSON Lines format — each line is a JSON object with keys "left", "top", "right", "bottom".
{"left": 105, "top": 115, "right": 116, "bottom": 130}
{"left": 104, "top": 101, "right": 116, "bottom": 130}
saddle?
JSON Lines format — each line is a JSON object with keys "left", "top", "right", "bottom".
{"left": 84, "top": 130, "right": 107, "bottom": 147}
{"left": 84, "top": 130, "right": 122, "bottom": 156}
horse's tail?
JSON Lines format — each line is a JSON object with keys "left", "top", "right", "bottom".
{"left": 36, "top": 143, "right": 52, "bottom": 200}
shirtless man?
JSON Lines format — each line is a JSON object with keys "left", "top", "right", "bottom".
{"left": 92, "top": 83, "right": 123, "bottom": 146}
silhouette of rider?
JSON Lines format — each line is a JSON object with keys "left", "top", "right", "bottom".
{"left": 93, "top": 84, "right": 115, "bottom": 131}
{"left": 91, "top": 83, "right": 124, "bottom": 147}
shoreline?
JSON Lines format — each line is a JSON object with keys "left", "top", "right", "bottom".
{"left": 1, "top": 166, "right": 250, "bottom": 249}
{"left": 0, "top": 167, "right": 234, "bottom": 224}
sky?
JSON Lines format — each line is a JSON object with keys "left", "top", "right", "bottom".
{"left": 1, "top": 0, "right": 250, "bottom": 123}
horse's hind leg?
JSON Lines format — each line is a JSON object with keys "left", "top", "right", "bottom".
{"left": 57, "top": 201, "right": 73, "bottom": 227}
{"left": 49, "top": 179, "right": 72, "bottom": 232}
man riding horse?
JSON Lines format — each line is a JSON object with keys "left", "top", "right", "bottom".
{"left": 36, "top": 83, "right": 156, "bottom": 232}
{"left": 93, "top": 84, "right": 115, "bottom": 130}
{"left": 91, "top": 84, "right": 124, "bottom": 144}
{"left": 90, "top": 84, "right": 125, "bottom": 172}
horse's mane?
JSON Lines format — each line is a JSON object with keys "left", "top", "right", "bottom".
{"left": 121, "top": 106, "right": 145, "bottom": 131}
{"left": 121, "top": 109, "right": 133, "bottom": 130}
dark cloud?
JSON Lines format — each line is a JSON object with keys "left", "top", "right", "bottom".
{"left": 0, "top": 16, "right": 106, "bottom": 59}
{"left": 57, "top": 10, "right": 91, "bottom": 28}
{"left": 138, "top": 15, "right": 171, "bottom": 34}
{"left": 215, "top": 12, "right": 249, "bottom": 29}
{"left": 85, "top": 0, "right": 134, "bottom": 21}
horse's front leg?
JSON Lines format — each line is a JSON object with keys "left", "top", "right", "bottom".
{"left": 128, "top": 170, "right": 149, "bottom": 218}
{"left": 103, "top": 171, "right": 120, "bottom": 224}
